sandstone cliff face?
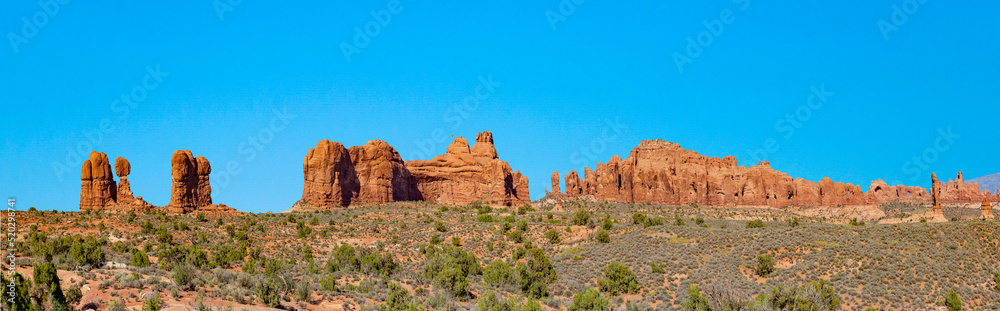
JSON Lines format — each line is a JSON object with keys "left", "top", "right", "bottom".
{"left": 406, "top": 132, "right": 529, "bottom": 206}
{"left": 168, "top": 150, "right": 213, "bottom": 213}
{"left": 547, "top": 139, "right": 990, "bottom": 208}
{"left": 80, "top": 151, "right": 116, "bottom": 211}
{"left": 299, "top": 131, "right": 529, "bottom": 209}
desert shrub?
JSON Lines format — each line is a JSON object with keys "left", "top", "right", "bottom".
{"left": 516, "top": 219, "right": 528, "bottom": 232}
{"left": 196, "top": 212, "right": 206, "bottom": 222}
{"left": 755, "top": 254, "right": 775, "bottom": 277}
{"left": 545, "top": 229, "right": 561, "bottom": 244}
{"left": 255, "top": 276, "right": 281, "bottom": 308}
{"left": 746, "top": 219, "right": 766, "bottom": 228}
{"left": 141, "top": 220, "right": 155, "bottom": 233}
{"left": 643, "top": 216, "right": 664, "bottom": 228}
{"left": 597, "top": 262, "right": 640, "bottom": 295}
{"left": 572, "top": 209, "right": 591, "bottom": 226}
{"left": 34, "top": 261, "right": 66, "bottom": 305}
{"left": 695, "top": 217, "right": 705, "bottom": 225}
{"left": 384, "top": 283, "right": 420, "bottom": 311}
{"left": 1, "top": 273, "right": 30, "bottom": 311}
{"left": 70, "top": 235, "right": 106, "bottom": 266}
{"left": 509, "top": 230, "right": 525, "bottom": 243}
{"left": 296, "top": 221, "right": 313, "bottom": 238}
{"left": 478, "top": 291, "right": 520, "bottom": 311}
{"left": 483, "top": 260, "right": 516, "bottom": 288}
{"left": 452, "top": 236, "right": 461, "bottom": 247}
{"left": 787, "top": 218, "right": 800, "bottom": 227}
{"left": 515, "top": 248, "right": 557, "bottom": 298}
{"left": 173, "top": 264, "right": 195, "bottom": 289}
{"left": 524, "top": 299, "right": 543, "bottom": 311}
{"left": 849, "top": 218, "right": 866, "bottom": 226}
{"left": 518, "top": 204, "right": 534, "bottom": 215}
{"left": 295, "top": 278, "right": 312, "bottom": 301}
{"left": 309, "top": 216, "right": 319, "bottom": 225}
{"left": 601, "top": 217, "right": 613, "bottom": 230}
{"left": 435, "top": 221, "right": 448, "bottom": 232}
{"left": 673, "top": 214, "right": 685, "bottom": 226}
{"left": 681, "top": 284, "right": 710, "bottom": 311}
{"left": 595, "top": 229, "right": 610, "bottom": 243}
{"left": 142, "top": 292, "right": 162, "bottom": 311}
{"left": 320, "top": 273, "right": 338, "bottom": 291}
{"left": 632, "top": 213, "right": 646, "bottom": 225}
{"left": 568, "top": 288, "right": 608, "bottom": 311}
{"left": 64, "top": 286, "right": 82, "bottom": 306}
{"left": 132, "top": 249, "right": 151, "bottom": 268}
{"left": 994, "top": 272, "right": 1000, "bottom": 292}
{"left": 472, "top": 201, "right": 491, "bottom": 214}
{"left": 477, "top": 214, "right": 496, "bottom": 223}
{"left": 759, "top": 280, "right": 840, "bottom": 311}
{"left": 651, "top": 262, "right": 665, "bottom": 274}
{"left": 944, "top": 290, "right": 962, "bottom": 311}
{"left": 423, "top": 246, "right": 482, "bottom": 298}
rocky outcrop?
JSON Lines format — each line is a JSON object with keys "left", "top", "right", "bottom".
{"left": 115, "top": 157, "right": 134, "bottom": 203}
{"left": 407, "top": 132, "right": 529, "bottom": 206}
{"left": 982, "top": 198, "right": 994, "bottom": 220}
{"left": 298, "top": 131, "right": 529, "bottom": 209}
{"left": 550, "top": 171, "right": 561, "bottom": 195}
{"left": 301, "top": 139, "right": 420, "bottom": 209}
{"left": 80, "top": 151, "right": 116, "bottom": 211}
{"left": 549, "top": 140, "right": 990, "bottom": 208}
{"left": 168, "top": 150, "right": 214, "bottom": 213}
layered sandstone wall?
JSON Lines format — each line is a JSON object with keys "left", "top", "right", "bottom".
{"left": 549, "top": 139, "right": 996, "bottom": 208}
{"left": 299, "top": 131, "right": 529, "bottom": 209}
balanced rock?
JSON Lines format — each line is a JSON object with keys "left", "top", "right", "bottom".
{"left": 115, "top": 157, "right": 135, "bottom": 203}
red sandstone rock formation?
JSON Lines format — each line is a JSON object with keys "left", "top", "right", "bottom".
{"left": 168, "top": 150, "right": 213, "bottom": 213}
{"left": 299, "top": 131, "right": 528, "bottom": 209}
{"left": 981, "top": 198, "right": 994, "bottom": 219}
{"left": 407, "top": 132, "right": 529, "bottom": 206}
{"left": 115, "top": 157, "right": 134, "bottom": 203}
{"left": 551, "top": 171, "right": 561, "bottom": 195}
{"left": 80, "top": 151, "right": 116, "bottom": 211}
{"left": 301, "top": 139, "right": 419, "bottom": 209}
{"left": 558, "top": 139, "right": 984, "bottom": 208}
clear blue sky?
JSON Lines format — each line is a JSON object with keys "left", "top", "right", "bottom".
{"left": 2, "top": 1, "right": 998, "bottom": 213}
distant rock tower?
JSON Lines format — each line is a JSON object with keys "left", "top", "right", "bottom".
{"left": 551, "top": 171, "right": 561, "bottom": 195}
{"left": 168, "top": 150, "right": 213, "bottom": 213}
{"left": 982, "top": 198, "right": 995, "bottom": 220}
{"left": 930, "top": 173, "right": 947, "bottom": 222}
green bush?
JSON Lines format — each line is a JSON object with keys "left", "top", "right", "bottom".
{"left": 545, "top": 229, "right": 561, "bottom": 244}
{"left": 423, "top": 246, "right": 482, "bottom": 298}
{"left": 132, "top": 249, "right": 151, "bottom": 268}
{"left": 945, "top": 290, "right": 962, "bottom": 311}
{"left": 651, "top": 262, "right": 666, "bottom": 274}
{"left": 994, "top": 272, "right": 1000, "bottom": 292}
{"left": 746, "top": 219, "right": 766, "bottom": 228}
{"left": 673, "top": 214, "right": 685, "bottom": 226}
{"left": 643, "top": 216, "right": 664, "bottom": 228}
{"left": 515, "top": 248, "right": 558, "bottom": 298}
{"left": 601, "top": 217, "right": 613, "bottom": 230}
{"left": 568, "top": 288, "right": 608, "bottom": 311}
{"left": 759, "top": 280, "right": 840, "bottom": 311}
{"left": 472, "top": 201, "right": 491, "bottom": 214}
{"left": 848, "top": 218, "right": 866, "bottom": 226}
{"left": 597, "top": 262, "right": 640, "bottom": 295}
{"left": 595, "top": 229, "right": 610, "bottom": 243}
{"left": 255, "top": 276, "right": 281, "bottom": 308}
{"left": 478, "top": 291, "right": 520, "bottom": 311}
{"left": 320, "top": 273, "right": 338, "bottom": 291}
{"left": 477, "top": 214, "right": 496, "bottom": 223}
{"left": 1, "top": 273, "right": 30, "bottom": 311}
{"left": 755, "top": 254, "right": 775, "bottom": 277}
{"left": 435, "top": 221, "right": 448, "bottom": 232}
{"left": 509, "top": 230, "right": 525, "bottom": 243}
{"left": 572, "top": 209, "right": 591, "bottom": 226}
{"left": 516, "top": 219, "right": 528, "bottom": 232}
{"left": 384, "top": 283, "right": 421, "bottom": 311}
{"left": 632, "top": 213, "right": 646, "bottom": 225}
{"left": 483, "top": 260, "right": 516, "bottom": 288}
{"left": 681, "top": 284, "right": 710, "bottom": 311}
{"left": 34, "top": 261, "right": 65, "bottom": 306}
{"left": 173, "top": 264, "right": 195, "bottom": 289}
{"left": 142, "top": 292, "right": 162, "bottom": 311}
{"left": 787, "top": 218, "right": 800, "bottom": 227}
{"left": 518, "top": 204, "right": 534, "bottom": 215}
